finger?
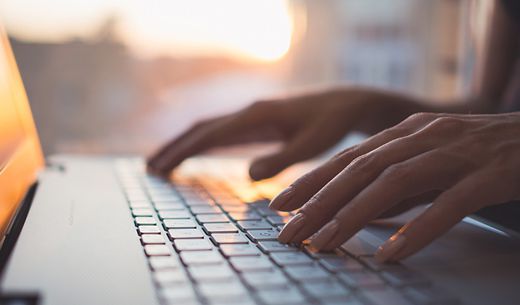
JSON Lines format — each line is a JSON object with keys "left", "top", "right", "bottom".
{"left": 249, "top": 111, "right": 348, "bottom": 181}
{"left": 270, "top": 111, "right": 452, "bottom": 212}
{"left": 151, "top": 101, "right": 280, "bottom": 175}
{"left": 377, "top": 190, "right": 442, "bottom": 219}
{"left": 309, "top": 148, "right": 470, "bottom": 251}
{"left": 147, "top": 117, "right": 220, "bottom": 173}
{"left": 375, "top": 168, "right": 511, "bottom": 262}
{"left": 270, "top": 123, "right": 416, "bottom": 211}
{"left": 277, "top": 131, "right": 440, "bottom": 244}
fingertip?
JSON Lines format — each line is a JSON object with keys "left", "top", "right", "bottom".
{"left": 249, "top": 162, "right": 274, "bottom": 181}
{"left": 269, "top": 187, "right": 295, "bottom": 210}
{"left": 374, "top": 234, "right": 407, "bottom": 263}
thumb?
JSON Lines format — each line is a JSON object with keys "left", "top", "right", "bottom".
{"left": 374, "top": 170, "right": 504, "bottom": 263}
{"left": 249, "top": 151, "right": 294, "bottom": 181}
{"left": 249, "top": 116, "right": 348, "bottom": 181}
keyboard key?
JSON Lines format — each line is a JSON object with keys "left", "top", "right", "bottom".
{"left": 132, "top": 208, "right": 154, "bottom": 216}
{"left": 271, "top": 252, "right": 313, "bottom": 266}
{"left": 256, "top": 287, "right": 306, "bottom": 305}
{"left": 380, "top": 270, "right": 429, "bottom": 287}
{"left": 141, "top": 234, "right": 166, "bottom": 244}
{"left": 211, "top": 233, "right": 249, "bottom": 245}
{"left": 246, "top": 230, "right": 278, "bottom": 242}
{"left": 220, "top": 244, "right": 260, "bottom": 257}
{"left": 154, "top": 269, "right": 190, "bottom": 285}
{"left": 301, "top": 280, "right": 351, "bottom": 299}
{"left": 248, "top": 200, "right": 269, "bottom": 209}
{"left": 237, "top": 220, "right": 273, "bottom": 231}
{"left": 129, "top": 201, "right": 152, "bottom": 209}
{"left": 138, "top": 225, "right": 161, "bottom": 234}
{"left": 204, "top": 223, "right": 238, "bottom": 234}
{"left": 152, "top": 196, "right": 183, "bottom": 203}
{"left": 258, "top": 241, "right": 299, "bottom": 253}
{"left": 227, "top": 212, "right": 262, "bottom": 221}
{"left": 196, "top": 214, "right": 229, "bottom": 223}
{"left": 285, "top": 265, "right": 330, "bottom": 282}
{"left": 230, "top": 256, "right": 274, "bottom": 272}
{"left": 402, "top": 286, "right": 458, "bottom": 305}
{"left": 174, "top": 239, "right": 213, "bottom": 251}
{"left": 149, "top": 257, "right": 180, "bottom": 270}
{"left": 320, "top": 257, "right": 365, "bottom": 272}
{"left": 158, "top": 210, "right": 191, "bottom": 219}
{"left": 163, "top": 219, "right": 197, "bottom": 229}
{"left": 304, "top": 247, "right": 344, "bottom": 259}
{"left": 191, "top": 206, "right": 222, "bottom": 214}
{"left": 180, "top": 251, "right": 223, "bottom": 265}
{"left": 359, "top": 256, "right": 403, "bottom": 271}
{"left": 169, "top": 228, "right": 204, "bottom": 239}
{"left": 135, "top": 217, "right": 157, "bottom": 225}
{"left": 319, "top": 297, "right": 364, "bottom": 305}
{"left": 221, "top": 205, "right": 251, "bottom": 213}
{"left": 144, "top": 245, "right": 171, "bottom": 256}
{"left": 127, "top": 193, "right": 148, "bottom": 201}
{"left": 198, "top": 281, "right": 248, "bottom": 300}
{"left": 189, "top": 264, "right": 235, "bottom": 282}
{"left": 160, "top": 285, "right": 198, "bottom": 303}
{"left": 255, "top": 206, "right": 279, "bottom": 216}
{"left": 266, "top": 215, "right": 291, "bottom": 226}
{"left": 154, "top": 202, "right": 186, "bottom": 211}
{"left": 241, "top": 269, "right": 289, "bottom": 288}
{"left": 359, "top": 288, "right": 413, "bottom": 305}
{"left": 338, "top": 271, "right": 386, "bottom": 288}
{"left": 183, "top": 199, "right": 217, "bottom": 207}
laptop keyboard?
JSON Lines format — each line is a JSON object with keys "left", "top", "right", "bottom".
{"left": 115, "top": 159, "right": 459, "bottom": 305}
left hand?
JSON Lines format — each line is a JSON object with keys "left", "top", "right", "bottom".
{"left": 270, "top": 112, "right": 520, "bottom": 262}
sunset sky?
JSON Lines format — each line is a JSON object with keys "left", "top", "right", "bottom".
{"left": 0, "top": 0, "right": 294, "bottom": 61}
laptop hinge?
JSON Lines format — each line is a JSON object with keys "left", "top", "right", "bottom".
{"left": 0, "top": 183, "right": 38, "bottom": 277}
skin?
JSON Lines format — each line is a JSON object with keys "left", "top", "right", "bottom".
{"left": 148, "top": 2, "right": 520, "bottom": 262}
{"left": 147, "top": 87, "right": 431, "bottom": 180}
{"left": 272, "top": 111, "right": 520, "bottom": 262}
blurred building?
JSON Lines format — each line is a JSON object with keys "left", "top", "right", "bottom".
{"left": 288, "top": 0, "right": 474, "bottom": 100}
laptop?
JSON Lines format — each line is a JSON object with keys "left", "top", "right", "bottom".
{"left": 1, "top": 25, "right": 519, "bottom": 305}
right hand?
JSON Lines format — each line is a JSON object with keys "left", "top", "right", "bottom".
{"left": 147, "top": 87, "right": 425, "bottom": 180}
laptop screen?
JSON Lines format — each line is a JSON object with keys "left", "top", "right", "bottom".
{"left": 0, "top": 26, "right": 43, "bottom": 237}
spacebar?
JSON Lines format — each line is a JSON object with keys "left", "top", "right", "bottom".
{"left": 340, "top": 230, "right": 383, "bottom": 256}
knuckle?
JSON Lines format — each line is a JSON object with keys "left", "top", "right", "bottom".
{"left": 247, "top": 100, "right": 276, "bottom": 113}
{"left": 332, "top": 145, "right": 358, "bottom": 163}
{"left": 428, "top": 116, "right": 464, "bottom": 131}
{"left": 380, "top": 125, "right": 410, "bottom": 139}
{"left": 346, "top": 153, "right": 379, "bottom": 174}
{"left": 380, "top": 163, "right": 411, "bottom": 185}
{"left": 405, "top": 112, "right": 437, "bottom": 124}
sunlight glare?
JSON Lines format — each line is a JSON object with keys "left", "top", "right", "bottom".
{"left": 119, "top": 0, "right": 294, "bottom": 62}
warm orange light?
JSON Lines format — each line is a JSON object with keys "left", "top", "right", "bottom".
{"left": 117, "top": 0, "right": 294, "bottom": 62}
{"left": 1, "top": 0, "right": 294, "bottom": 62}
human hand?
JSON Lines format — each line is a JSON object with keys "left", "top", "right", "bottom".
{"left": 271, "top": 112, "right": 520, "bottom": 262}
{"left": 147, "top": 87, "right": 421, "bottom": 180}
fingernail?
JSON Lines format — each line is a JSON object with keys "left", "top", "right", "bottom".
{"left": 269, "top": 187, "right": 294, "bottom": 210}
{"left": 375, "top": 234, "right": 406, "bottom": 263}
{"left": 278, "top": 213, "right": 306, "bottom": 243}
{"left": 310, "top": 219, "right": 339, "bottom": 250}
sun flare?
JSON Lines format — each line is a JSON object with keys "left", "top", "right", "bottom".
{"left": 119, "top": 0, "right": 294, "bottom": 62}
{"left": 0, "top": 0, "right": 295, "bottom": 62}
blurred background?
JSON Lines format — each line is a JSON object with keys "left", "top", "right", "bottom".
{"left": 0, "top": 0, "right": 489, "bottom": 156}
